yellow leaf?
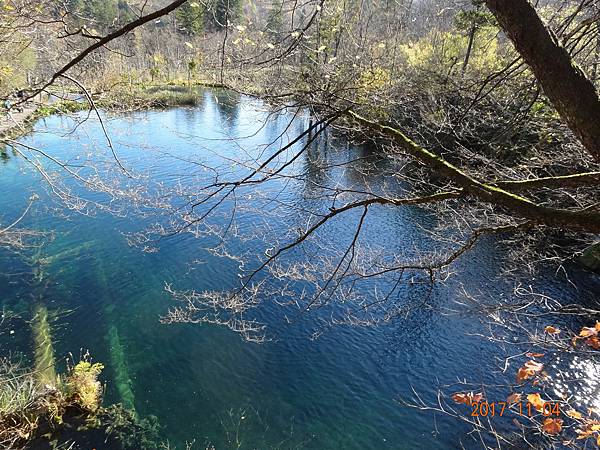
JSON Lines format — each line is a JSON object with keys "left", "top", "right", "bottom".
{"left": 580, "top": 327, "right": 598, "bottom": 338}
{"left": 567, "top": 409, "right": 583, "bottom": 420}
{"left": 527, "top": 393, "right": 545, "bottom": 412}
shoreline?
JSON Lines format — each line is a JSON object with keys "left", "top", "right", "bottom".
{"left": 0, "top": 103, "right": 42, "bottom": 140}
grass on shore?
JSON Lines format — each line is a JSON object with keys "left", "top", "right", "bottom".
{"left": 97, "top": 83, "right": 223, "bottom": 110}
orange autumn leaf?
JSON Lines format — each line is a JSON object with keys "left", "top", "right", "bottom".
{"left": 542, "top": 418, "right": 563, "bottom": 435}
{"left": 595, "top": 322, "right": 600, "bottom": 332}
{"left": 567, "top": 409, "right": 584, "bottom": 420}
{"left": 516, "top": 368, "right": 529, "bottom": 383}
{"left": 527, "top": 393, "right": 545, "bottom": 412}
{"left": 586, "top": 336, "right": 600, "bottom": 349}
{"left": 545, "top": 325, "right": 561, "bottom": 335}
{"left": 451, "top": 392, "right": 483, "bottom": 405}
{"left": 576, "top": 421, "right": 600, "bottom": 440}
{"left": 507, "top": 393, "right": 522, "bottom": 404}
{"left": 579, "top": 327, "right": 598, "bottom": 338}
{"left": 576, "top": 430, "right": 592, "bottom": 440}
{"left": 525, "top": 352, "right": 545, "bottom": 358}
{"left": 516, "top": 360, "right": 544, "bottom": 383}
{"left": 451, "top": 393, "right": 470, "bottom": 405}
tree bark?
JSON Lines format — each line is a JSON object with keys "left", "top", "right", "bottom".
{"left": 594, "top": 6, "right": 600, "bottom": 82}
{"left": 485, "top": 0, "right": 600, "bottom": 163}
{"left": 462, "top": 22, "right": 476, "bottom": 73}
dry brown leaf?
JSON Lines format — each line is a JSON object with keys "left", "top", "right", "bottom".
{"left": 451, "top": 392, "right": 483, "bottom": 405}
{"left": 542, "top": 418, "right": 563, "bottom": 435}
{"left": 545, "top": 325, "right": 561, "bottom": 335}
{"left": 516, "top": 367, "right": 529, "bottom": 383}
{"left": 525, "top": 352, "right": 545, "bottom": 358}
{"left": 516, "top": 360, "right": 544, "bottom": 383}
{"left": 507, "top": 393, "right": 522, "bottom": 404}
{"left": 586, "top": 336, "right": 600, "bottom": 349}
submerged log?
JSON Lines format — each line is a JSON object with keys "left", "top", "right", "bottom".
{"left": 32, "top": 303, "right": 57, "bottom": 386}
{"left": 107, "top": 324, "right": 137, "bottom": 416}
{"left": 95, "top": 259, "right": 138, "bottom": 416}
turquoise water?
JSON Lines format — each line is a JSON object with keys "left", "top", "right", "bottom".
{"left": 0, "top": 90, "right": 598, "bottom": 449}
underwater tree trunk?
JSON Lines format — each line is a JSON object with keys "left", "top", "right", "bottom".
{"left": 485, "top": 0, "right": 600, "bottom": 162}
{"left": 32, "top": 303, "right": 57, "bottom": 387}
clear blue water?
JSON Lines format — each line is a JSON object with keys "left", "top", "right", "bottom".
{"left": 0, "top": 89, "right": 598, "bottom": 449}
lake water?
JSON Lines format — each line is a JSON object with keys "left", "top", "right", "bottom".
{"left": 1, "top": 89, "right": 599, "bottom": 449}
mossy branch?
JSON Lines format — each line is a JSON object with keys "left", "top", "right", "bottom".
{"left": 495, "top": 172, "right": 600, "bottom": 191}
{"left": 347, "top": 110, "right": 600, "bottom": 233}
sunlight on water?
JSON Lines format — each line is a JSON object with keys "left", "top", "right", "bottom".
{"left": 552, "top": 356, "right": 600, "bottom": 411}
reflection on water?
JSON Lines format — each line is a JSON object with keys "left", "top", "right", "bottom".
{"left": 551, "top": 355, "right": 600, "bottom": 412}
{"left": 0, "top": 90, "right": 598, "bottom": 449}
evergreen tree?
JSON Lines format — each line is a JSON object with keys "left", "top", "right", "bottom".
{"left": 66, "top": 0, "right": 133, "bottom": 30}
{"left": 176, "top": 2, "right": 205, "bottom": 35}
{"left": 204, "top": 0, "right": 241, "bottom": 30}
{"left": 265, "top": 0, "right": 283, "bottom": 38}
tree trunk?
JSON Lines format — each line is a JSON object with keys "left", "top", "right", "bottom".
{"left": 593, "top": 8, "right": 600, "bottom": 82}
{"left": 462, "top": 22, "right": 476, "bottom": 73}
{"left": 485, "top": 0, "right": 600, "bottom": 162}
